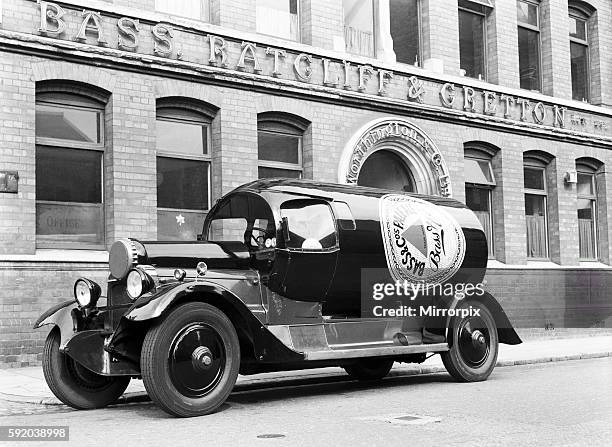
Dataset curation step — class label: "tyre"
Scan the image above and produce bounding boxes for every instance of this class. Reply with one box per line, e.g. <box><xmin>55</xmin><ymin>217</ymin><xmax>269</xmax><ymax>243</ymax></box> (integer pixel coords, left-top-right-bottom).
<box><xmin>441</xmin><ymin>300</ymin><xmax>499</xmax><ymax>382</ymax></box>
<box><xmin>344</xmin><ymin>358</ymin><xmax>394</xmax><ymax>381</ymax></box>
<box><xmin>42</xmin><ymin>328</ymin><xmax>130</xmax><ymax>409</ymax></box>
<box><xmin>141</xmin><ymin>302</ymin><xmax>240</xmax><ymax>417</ymax></box>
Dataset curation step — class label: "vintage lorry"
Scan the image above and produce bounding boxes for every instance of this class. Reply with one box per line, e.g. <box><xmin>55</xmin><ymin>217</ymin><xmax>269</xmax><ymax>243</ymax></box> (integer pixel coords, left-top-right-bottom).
<box><xmin>35</xmin><ymin>179</ymin><xmax>521</xmax><ymax>417</ymax></box>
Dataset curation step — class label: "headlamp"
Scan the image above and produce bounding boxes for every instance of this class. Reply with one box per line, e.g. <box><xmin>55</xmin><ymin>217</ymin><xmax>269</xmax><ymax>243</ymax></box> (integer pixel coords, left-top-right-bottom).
<box><xmin>73</xmin><ymin>278</ymin><xmax>101</xmax><ymax>309</ymax></box>
<box><xmin>126</xmin><ymin>268</ymin><xmax>154</xmax><ymax>300</ymax></box>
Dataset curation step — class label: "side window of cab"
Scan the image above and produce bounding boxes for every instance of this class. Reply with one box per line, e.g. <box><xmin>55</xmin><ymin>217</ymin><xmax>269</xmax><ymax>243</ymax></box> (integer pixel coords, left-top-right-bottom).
<box><xmin>280</xmin><ymin>199</ymin><xmax>338</xmax><ymax>251</ymax></box>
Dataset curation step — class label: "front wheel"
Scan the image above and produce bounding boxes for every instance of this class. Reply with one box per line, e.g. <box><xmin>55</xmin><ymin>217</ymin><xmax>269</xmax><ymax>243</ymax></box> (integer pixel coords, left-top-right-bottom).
<box><xmin>141</xmin><ymin>302</ymin><xmax>240</xmax><ymax>417</ymax></box>
<box><xmin>42</xmin><ymin>328</ymin><xmax>130</xmax><ymax>409</ymax></box>
<box><xmin>344</xmin><ymin>359</ymin><xmax>394</xmax><ymax>381</ymax></box>
<box><xmin>441</xmin><ymin>300</ymin><xmax>499</xmax><ymax>382</ymax></box>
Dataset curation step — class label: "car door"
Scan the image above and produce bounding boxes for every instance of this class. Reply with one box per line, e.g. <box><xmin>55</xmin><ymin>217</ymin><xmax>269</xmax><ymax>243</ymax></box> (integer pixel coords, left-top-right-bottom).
<box><xmin>269</xmin><ymin>198</ymin><xmax>339</xmax><ymax>302</ymax></box>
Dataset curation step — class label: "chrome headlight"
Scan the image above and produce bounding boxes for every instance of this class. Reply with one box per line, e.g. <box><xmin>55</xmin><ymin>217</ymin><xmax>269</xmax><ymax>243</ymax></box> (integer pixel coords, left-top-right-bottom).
<box><xmin>126</xmin><ymin>268</ymin><xmax>154</xmax><ymax>300</ymax></box>
<box><xmin>109</xmin><ymin>239</ymin><xmax>138</xmax><ymax>280</ymax></box>
<box><xmin>74</xmin><ymin>278</ymin><xmax>101</xmax><ymax>309</ymax></box>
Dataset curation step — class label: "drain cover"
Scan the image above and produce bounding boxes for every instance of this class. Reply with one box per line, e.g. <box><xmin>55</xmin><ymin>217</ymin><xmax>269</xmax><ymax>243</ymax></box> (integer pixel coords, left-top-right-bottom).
<box><xmin>358</xmin><ymin>414</ymin><xmax>441</xmax><ymax>425</ymax></box>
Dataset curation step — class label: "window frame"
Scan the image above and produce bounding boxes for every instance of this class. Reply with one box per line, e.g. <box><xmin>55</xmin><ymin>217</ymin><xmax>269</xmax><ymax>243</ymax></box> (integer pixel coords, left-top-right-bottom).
<box><xmin>389</xmin><ymin>0</ymin><xmax>423</xmax><ymax>66</ymax></box>
<box><xmin>464</xmin><ymin>150</ymin><xmax>496</xmax><ymax>258</ymax></box>
<box><xmin>343</xmin><ymin>0</ymin><xmax>376</xmax><ymax>58</ymax></box>
<box><xmin>35</xmin><ymin>92</ymin><xmax>106</xmax><ymax>250</ymax></box>
<box><xmin>155</xmin><ymin>0</ymin><xmax>211</xmax><ymax>22</ymax></box>
<box><xmin>576</xmin><ymin>166</ymin><xmax>598</xmax><ymax>260</ymax></box>
<box><xmin>257</xmin><ymin>114</ymin><xmax>307</xmax><ymax>179</ymax></box>
<box><xmin>255</xmin><ymin>0</ymin><xmax>301</xmax><ymax>42</ymax></box>
<box><xmin>279</xmin><ymin>199</ymin><xmax>339</xmax><ymax>252</ymax></box>
<box><xmin>517</xmin><ymin>0</ymin><xmax>543</xmax><ymax>92</ymax></box>
<box><xmin>458</xmin><ymin>0</ymin><xmax>488</xmax><ymax>81</ymax></box>
<box><xmin>569</xmin><ymin>7</ymin><xmax>591</xmax><ymax>102</ymax></box>
<box><xmin>523</xmin><ymin>160</ymin><xmax>549</xmax><ymax>259</ymax></box>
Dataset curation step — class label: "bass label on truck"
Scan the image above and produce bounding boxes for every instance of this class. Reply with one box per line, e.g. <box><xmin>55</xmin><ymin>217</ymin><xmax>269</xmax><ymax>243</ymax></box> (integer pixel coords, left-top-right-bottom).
<box><xmin>379</xmin><ymin>194</ymin><xmax>466</xmax><ymax>284</ymax></box>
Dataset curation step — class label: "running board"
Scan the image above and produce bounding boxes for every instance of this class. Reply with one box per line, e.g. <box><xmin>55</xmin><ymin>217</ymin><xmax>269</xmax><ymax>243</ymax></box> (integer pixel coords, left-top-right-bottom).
<box><xmin>304</xmin><ymin>343</ymin><xmax>449</xmax><ymax>361</ymax></box>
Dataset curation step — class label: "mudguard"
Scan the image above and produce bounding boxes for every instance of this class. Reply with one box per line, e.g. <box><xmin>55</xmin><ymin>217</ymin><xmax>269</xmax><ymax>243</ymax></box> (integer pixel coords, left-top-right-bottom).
<box><xmin>444</xmin><ymin>291</ymin><xmax>522</xmax><ymax>346</ymax></box>
<box><xmin>33</xmin><ymin>300</ymin><xmax>80</xmax><ymax>350</ymax></box>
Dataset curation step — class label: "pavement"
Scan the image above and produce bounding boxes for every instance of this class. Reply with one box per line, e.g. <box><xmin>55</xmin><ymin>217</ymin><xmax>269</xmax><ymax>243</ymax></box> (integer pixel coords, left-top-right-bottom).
<box><xmin>1</xmin><ymin>335</ymin><xmax>611</xmax><ymax>407</ymax></box>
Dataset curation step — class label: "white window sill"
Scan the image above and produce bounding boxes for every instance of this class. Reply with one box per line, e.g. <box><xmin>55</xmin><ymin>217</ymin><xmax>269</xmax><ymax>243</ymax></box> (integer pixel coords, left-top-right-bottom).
<box><xmin>0</xmin><ymin>250</ymin><xmax>108</xmax><ymax>263</ymax></box>
<box><xmin>487</xmin><ymin>259</ymin><xmax>611</xmax><ymax>269</ymax></box>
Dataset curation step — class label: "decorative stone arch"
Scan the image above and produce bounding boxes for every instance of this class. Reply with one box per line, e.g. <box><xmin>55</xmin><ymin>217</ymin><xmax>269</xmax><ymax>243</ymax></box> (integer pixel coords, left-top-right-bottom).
<box><xmin>154</xmin><ymin>80</ymin><xmax>223</xmax><ymax>109</ymax></box>
<box><xmin>254</xmin><ymin>96</ymin><xmax>315</xmax><ymax>122</ymax></box>
<box><xmin>31</xmin><ymin>61</ymin><xmax>117</xmax><ymax>93</ymax></box>
<box><xmin>338</xmin><ymin>117</ymin><xmax>453</xmax><ymax>197</ymax></box>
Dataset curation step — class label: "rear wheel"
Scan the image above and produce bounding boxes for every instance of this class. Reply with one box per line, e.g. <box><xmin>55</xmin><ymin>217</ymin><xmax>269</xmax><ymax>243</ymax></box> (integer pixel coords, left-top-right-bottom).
<box><xmin>141</xmin><ymin>302</ymin><xmax>240</xmax><ymax>417</ymax></box>
<box><xmin>344</xmin><ymin>359</ymin><xmax>394</xmax><ymax>381</ymax></box>
<box><xmin>42</xmin><ymin>328</ymin><xmax>130</xmax><ymax>409</ymax></box>
<box><xmin>441</xmin><ymin>300</ymin><xmax>498</xmax><ymax>382</ymax></box>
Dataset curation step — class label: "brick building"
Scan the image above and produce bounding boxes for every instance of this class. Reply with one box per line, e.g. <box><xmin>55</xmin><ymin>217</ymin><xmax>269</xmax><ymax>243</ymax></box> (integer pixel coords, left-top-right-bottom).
<box><xmin>1</xmin><ymin>0</ymin><xmax>611</xmax><ymax>366</ymax></box>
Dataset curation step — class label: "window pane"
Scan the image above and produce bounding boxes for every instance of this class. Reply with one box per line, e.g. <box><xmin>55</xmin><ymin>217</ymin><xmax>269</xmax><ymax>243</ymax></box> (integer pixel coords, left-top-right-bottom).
<box><xmin>156</xmin><ymin>0</ymin><xmax>209</xmax><ymax>20</ymax></box>
<box><xmin>465</xmin><ymin>185</ymin><xmax>493</xmax><ymax>257</ymax></box>
<box><xmin>459</xmin><ymin>9</ymin><xmax>485</xmax><ymax>79</ymax></box>
<box><xmin>256</xmin><ymin>0</ymin><xmax>299</xmax><ymax>40</ymax></box>
<box><xmin>207</xmin><ymin>218</ymin><xmax>248</xmax><ymax>242</ymax></box>
<box><xmin>344</xmin><ymin>0</ymin><xmax>374</xmax><ymax>57</ymax></box>
<box><xmin>577</xmin><ymin>198</ymin><xmax>596</xmax><ymax>259</ymax></box>
<box><xmin>36</xmin><ymin>147</ymin><xmax>102</xmax><ymax>203</ymax></box>
<box><xmin>525</xmin><ymin>194</ymin><xmax>547</xmax><ymax>258</ymax></box>
<box><xmin>518</xmin><ymin>27</ymin><xmax>541</xmax><ymax>91</ymax></box>
<box><xmin>570</xmin><ymin>42</ymin><xmax>589</xmax><ymax>102</ymax></box>
<box><xmin>157</xmin><ymin>157</ymin><xmax>208</xmax><ymax>210</ymax></box>
<box><xmin>156</xmin><ymin>120</ymin><xmax>207</xmax><ymax>155</ymax></box>
<box><xmin>577</xmin><ymin>173</ymin><xmax>594</xmax><ymax>196</ymax></box>
<box><xmin>157</xmin><ymin>209</ymin><xmax>205</xmax><ymax>241</ymax></box>
<box><xmin>465</xmin><ymin>158</ymin><xmax>494</xmax><ymax>185</ymax></box>
<box><xmin>569</xmin><ymin>16</ymin><xmax>586</xmax><ymax>40</ymax></box>
<box><xmin>524</xmin><ymin>167</ymin><xmax>545</xmax><ymax>190</ymax></box>
<box><xmin>258</xmin><ymin>167</ymin><xmax>302</xmax><ymax>179</ymax></box>
<box><xmin>36</xmin><ymin>202</ymin><xmax>103</xmax><ymax>246</ymax></box>
<box><xmin>258</xmin><ymin>131</ymin><xmax>300</xmax><ymax>164</ymax></box>
<box><xmin>281</xmin><ymin>201</ymin><xmax>337</xmax><ymax>250</ymax></box>
<box><xmin>36</xmin><ymin>104</ymin><xmax>101</xmax><ymax>143</ymax></box>
<box><xmin>390</xmin><ymin>0</ymin><xmax>420</xmax><ymax>65</ymax></box>
<box><xmin>517</xmin><ymin>0</ymin><xmax>538</xmax><ymax>26</ymax></box>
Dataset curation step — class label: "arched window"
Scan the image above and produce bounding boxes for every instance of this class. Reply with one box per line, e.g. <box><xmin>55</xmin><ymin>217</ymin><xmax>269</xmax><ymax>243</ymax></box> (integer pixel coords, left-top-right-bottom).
<box><xmin>523</xmin><ymin>151</ymin><xmax>552</xmax><ymax>259</ymax></box>
<box><xmin>569</xmin><ymin>2</ymin><xmax>595</xmax><ymax>102</ymax></box>
<box><xmin>576</xmin><ymin>158</ymin><xmax>603</xmax><ymax>260</ymax></box>
<box><xmin>156</xmin><ymin>98</ymin><xmax>217</xmax><ymax>241</ymax></box>
<box><xmin>257</xmin><ymin>112</ymin><xmax>309</xmax><ymax>179</ymax></box>
<box><xmin>35</xmin><ymin>82</ymin><xmax>108</xmax><ymax>249</ymax></box>
<box><xmin>464</xmin><ymin>146</ymin><xmax>496</xmax><ymax>258</ymax></box>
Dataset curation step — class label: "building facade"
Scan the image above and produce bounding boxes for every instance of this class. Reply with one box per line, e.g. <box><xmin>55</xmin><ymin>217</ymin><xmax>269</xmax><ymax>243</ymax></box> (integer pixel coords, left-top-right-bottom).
<box><xmin>1</xmin><ymin>0</ymin><xmax>612</xmax><ymax>366</ymax></box>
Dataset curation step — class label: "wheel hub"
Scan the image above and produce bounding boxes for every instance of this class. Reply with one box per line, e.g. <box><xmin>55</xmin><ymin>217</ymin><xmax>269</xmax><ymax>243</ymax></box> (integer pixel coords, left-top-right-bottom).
<box><xmin>192</xmin><ymin>346</ymin><xmax>213</xmax><ymax>370</ymax></box>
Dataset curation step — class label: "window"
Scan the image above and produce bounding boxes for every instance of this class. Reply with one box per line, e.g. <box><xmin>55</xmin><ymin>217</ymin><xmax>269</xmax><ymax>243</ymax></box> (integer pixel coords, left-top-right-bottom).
<box><xmin>517</xmin><ymin>0</ymin><xmax>541</xmax><ymax>91</ymax></box>
<box><xmin>523</xmin><ymin>160</ymin><xmax>548</xmax><ymax>258</ymax></box>
<box><xmin>464</xmin><ymin>149</ymin><xmax>495</xmax><ymax>258</ymax></box>
<box><xmin>280</xmin><ymin>200</ymin><xmax>337</xmax><ymax>251</ymax></box>
<box><xmin>389</xmin><ymin>0</ymin><xmax>420</xmax><ymax>65</ymax></box>
<box><xmin>155</xmin><ymin>0</ymin><xmax>210</xmax><ymax>21</ymax></box>
<box><xmin>156</xmin><ymin>102</ymin><xmax>214</xmax><ymax>241</ymax></box>
<box><xmin>35</xmin><ymin>90</ymin><xmax>105</xmax><ymax>249</ymax></box>
<box><xmin>343</xmin><ymin>0</ymin><xmax>375</xmax><ymax>57</ymax></box>
<box><xmin>256</xmin><ymin>0</ymin><xmax>300</xmax><ymax>41</ymax></box>
<box><xmin>257</xmin><ymin>113</ymin><xmax>308</xmax><ymax>179</ymax></box>
<box><xmin>569</xmin><ymin>8</ymin><xmax>590</xmax><ymax>102</ymax></box>
<box><xmin>459</xmin><ymin>0</ymin><xmax>487</xmax><ymax>80</ymax></box>
<box><xmin>343</xmin><ymin>0</ymin><xmax>420</xmax><ymax>64</ymax></box>
<box><xmin>576</xmin><ymin>167</ymin><xmax>597</xmax><ymax>260</ymax></box>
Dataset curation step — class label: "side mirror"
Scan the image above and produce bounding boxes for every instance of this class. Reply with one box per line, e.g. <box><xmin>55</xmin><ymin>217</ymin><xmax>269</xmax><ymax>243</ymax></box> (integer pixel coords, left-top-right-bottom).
<box><xmin>281</xmin><ymin>217</ymin><xmax>290</xmax><ymax>242</ymax></box>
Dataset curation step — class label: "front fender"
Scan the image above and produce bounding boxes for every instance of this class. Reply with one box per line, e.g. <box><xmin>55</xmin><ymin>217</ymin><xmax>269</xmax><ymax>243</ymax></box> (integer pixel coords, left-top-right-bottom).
<box><xmin>33</xmin><ymin>300</ymin><xmax>80</xmax><ymax>350</ymax></box>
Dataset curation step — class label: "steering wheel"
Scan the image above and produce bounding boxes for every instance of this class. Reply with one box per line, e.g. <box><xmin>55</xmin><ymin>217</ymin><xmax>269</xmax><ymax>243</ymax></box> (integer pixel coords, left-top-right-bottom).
<box><xmin>249</xmin><ymin>226</ymin><xmax>268</xmax><ymax>248</ymax></box>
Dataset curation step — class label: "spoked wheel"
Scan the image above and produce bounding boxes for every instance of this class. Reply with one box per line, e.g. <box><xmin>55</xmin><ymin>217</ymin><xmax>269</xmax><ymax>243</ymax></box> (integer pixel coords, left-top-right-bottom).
<box><xmin>343</xmin><ymin>359</ymin><xmax>394</xmax><ymax>381</ymax></box>
<box><xmin>141</xmin><ymin>302</ymin><xmax>240</xmax><ymax>417</ymax></box>
<box><xmin>441</xmin><ymin>300</ymin><xmax>498</xmax><ymax>382</ymax></box>
<box><xmin>42</xmin><ymin>328</ymin><xmax>130</xmax><ymax>409</ymax></box>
